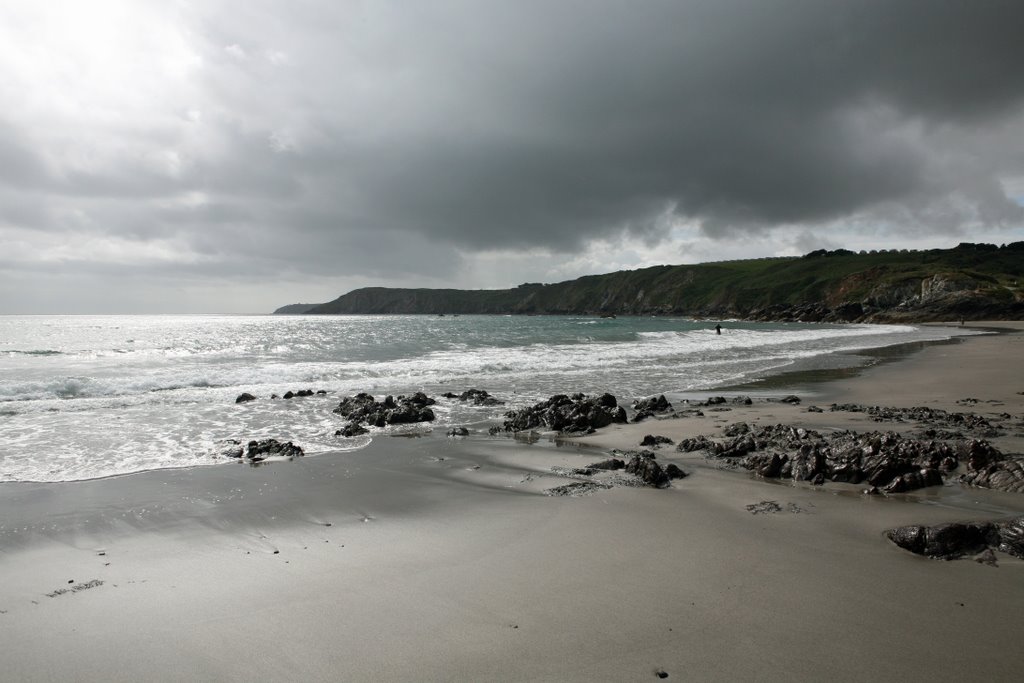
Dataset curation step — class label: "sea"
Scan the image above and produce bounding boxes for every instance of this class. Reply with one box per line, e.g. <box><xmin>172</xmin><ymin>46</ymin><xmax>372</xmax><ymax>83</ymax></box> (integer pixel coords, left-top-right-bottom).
<box><xmin>0</xmin><ymin>314</ymin><xmax>976</xmax><ymax>483</ymax></box>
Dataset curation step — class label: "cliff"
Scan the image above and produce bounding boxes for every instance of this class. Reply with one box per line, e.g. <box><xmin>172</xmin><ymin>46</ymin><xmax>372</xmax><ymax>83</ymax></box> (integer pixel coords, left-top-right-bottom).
<box><xmin>282</xmin><ymin>242</ymin><xmax>1024</xmax><ymax>322</ymax></box>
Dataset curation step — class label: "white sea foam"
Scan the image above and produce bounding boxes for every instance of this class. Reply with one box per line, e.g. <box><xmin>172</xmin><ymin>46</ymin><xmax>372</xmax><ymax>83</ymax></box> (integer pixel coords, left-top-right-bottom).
<box><xmin>0</xmin><ymin>314</ymin><xmax>976</xmax><ymax>482</ymax></box>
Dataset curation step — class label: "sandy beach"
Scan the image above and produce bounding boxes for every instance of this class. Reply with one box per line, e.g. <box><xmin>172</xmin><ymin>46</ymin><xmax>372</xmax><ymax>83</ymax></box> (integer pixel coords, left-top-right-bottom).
<box><xmin>2</xmin><ymin>323</ymin><xmax>1022</xmax><ymax>682</ymax></box>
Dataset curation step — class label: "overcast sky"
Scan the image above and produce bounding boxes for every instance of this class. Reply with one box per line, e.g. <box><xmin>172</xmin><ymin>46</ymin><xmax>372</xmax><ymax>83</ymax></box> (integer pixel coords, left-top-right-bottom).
<box><xmin>1</xmin><ymin>0</ymin><xmax>1023</xmax><ymax>313</ymax></box>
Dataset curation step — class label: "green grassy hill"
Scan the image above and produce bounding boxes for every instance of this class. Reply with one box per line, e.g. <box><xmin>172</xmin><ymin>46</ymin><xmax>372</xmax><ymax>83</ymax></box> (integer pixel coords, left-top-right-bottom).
<box><xmin>292</xmin><ymin>242</ymin><xmax>1024</xmax><ymax>322</ymax></box>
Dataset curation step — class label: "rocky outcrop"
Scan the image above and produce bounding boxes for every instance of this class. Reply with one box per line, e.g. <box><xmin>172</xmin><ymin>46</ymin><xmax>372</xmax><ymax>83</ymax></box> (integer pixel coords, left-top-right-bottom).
<box><xmin>623</xmin><ymin>452</ymin><xmax>670</xmax><ymax>488</ymax></box>
<box><xmin>747</xmin><ymin>302</ymin><xmax>865</xmax><ymax>323</ymax></box>
<box><xmin>544</xmin><ymin>481</ymin><xmax>613</xmax><ymax>497</ymax></box>
<box><xmin>441</xmin><ymin>389</ymin><xmax>504</xmax><ymax>406</ymax></box>
<box><xmin>886</xmin><ymin>516</ymin><xmax>1024</xmax><ymax>560</ymax></box>
<box><xmin>829</xmin><ymin>403</ymin><xmax>1002</xmax><ymax>437</ymax></box>
<box><xmin>664</xmin><ymin>463</ymin><xmax>687</xmax><ymax>480</ymax></box>
<box><xmin>281</xmin><ymin>389</ymin><xmax>323</xmax><ymax>399</ymax></box>
<box><xmin>335</xmin><ymin>423</ymin><xmax>369</xmax><ymax>438</ymax></box>
<box><xmin>244</xmin><ymin>439</ymin><xmax>304</xmax><ymax>461</ymax></box>
<box><xmin>333</xmin><ymin>392</ymin><xmax>436</xmax><ymax>427</ymax></box>
<box><xmin>587</xmin><ymin>457</ymin><xmax>626</xmax><ymax>471</ymax></box>
<box><xmin>632</xmin><ymin>395</ymin><xmax>672</xmax><ymax>422</ymax></box>
<box><xmin>235</xmin><ymin>393</ymin><xmax>257</xmax><ymax>403</ymax></box>
<box><xmin>956</xmin><ymin>440</ymin><xmax>1024</xmax><ymax>493</ymax></box>
<box><xmin>640</xmin><ymin>434</ymin><xmax>674</xmax><ymax>447</ymax></box>
<box><xmin>677</xmin><ymin>435</ymin><xmax>717</xmax><ymax>453</ymax></box>
<box><xmin>690</xmin><ymin>424</ymin><xmax>964</xmax><ymax>492</ymax></box>
<box><xmin>502</xmin><ymin>393</ymin><xmax>627</xmax><ymax>434</ymax></box>
<box><xmin>961</xmin><ymin>459</ymin><xmax>1024</xmax><ymax>493</ymax></box>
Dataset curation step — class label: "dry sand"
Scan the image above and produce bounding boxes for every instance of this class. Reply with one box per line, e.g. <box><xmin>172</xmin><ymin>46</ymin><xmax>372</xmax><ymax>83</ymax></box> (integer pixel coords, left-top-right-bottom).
<box><xmin>1</xmin><ymin>323</ymin><xmax>1022</xmax><ymax>682</ymax></box>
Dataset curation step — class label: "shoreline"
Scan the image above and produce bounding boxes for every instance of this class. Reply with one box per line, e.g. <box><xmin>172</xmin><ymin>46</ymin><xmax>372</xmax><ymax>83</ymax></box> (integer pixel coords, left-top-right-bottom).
<box><xmin>1</xmin><ymin>322</ymin><xmax>1022</xmax><ymax>681</ymax></box>
<box><xmin>0</xmin><ymin>318</ymin><xmax>976</xmax><ymax>486</ymax></box>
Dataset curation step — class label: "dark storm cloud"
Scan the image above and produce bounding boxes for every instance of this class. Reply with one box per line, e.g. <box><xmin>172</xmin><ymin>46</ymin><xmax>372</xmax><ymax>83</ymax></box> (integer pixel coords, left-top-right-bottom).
<box><xmin>354</xmin><ymin>0</ymin><xmax>1024</xmax><ymax>242</ymax></box>
<box><xmin>2</xmin><ymin>0</ymin><xmax>1023</xmax><ymax>313</ymax></box>
<box><xmin>203</xmin><ymin>0</ymin><xmax>1022</xmax><ymax>257</ymax></box>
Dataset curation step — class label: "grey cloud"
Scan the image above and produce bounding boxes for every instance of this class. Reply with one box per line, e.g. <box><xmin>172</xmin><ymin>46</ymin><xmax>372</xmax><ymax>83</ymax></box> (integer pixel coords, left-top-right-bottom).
<box><xmin>0</xmin><ymin>121</ymin><xmax>48</xmax><ymax>189</ymax></box>
<box><xmin>257</xmin><ymin>0</ymin><xmax>1024</xmax><ymax>251</ymax></box>
<box><xmin>2</xmin><ymin>0</ymin><xmax>1023</xmax><ymax>313</ymax></box>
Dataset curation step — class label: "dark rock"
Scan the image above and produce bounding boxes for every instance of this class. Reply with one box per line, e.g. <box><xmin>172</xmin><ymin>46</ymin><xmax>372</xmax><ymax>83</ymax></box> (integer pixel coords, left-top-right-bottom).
<box><xmin>722</xmin><ymin>422</ymin><xmax>749</xmax><ymax>437</ymax></box>
<box><xmin>810</xmin><ymin>472</ymin><xmax>825</xmax><ymax>485</ymax></box>
<box><xmin>640</xmin><ymin>434</ymin><xmax>674</xmax><ymax>447</ymax></box>
<box><xmin>452</xmin><ymin>389</ymin><xmax>504</xmax><ymax>406</ymax></box>
<box><xmin>333</xmin><ymin>392</ymin><xmax>437</xmax><ymax>427</ymax></box>
<box><xmin>664</xmin><ymin>463</ymin><xmax>687</xmax><ymax>480</ymax></box>
<box><xmin>282</xmin><ymin>391</ymin><xmax>295</xmax><ymax>399</ymax></box>
<box><xmin>545</xmin><ymin>481</ymin><xmax>613</xmax><ymax>497</ymax></box>
<box><xmin>806</xmin><ymin>405</ymin><xmax>823</xmax><ymax>413</ymax></box>
<box><xmin>886</xmin><ymin>522</ymin><xmax>999</xmax><ymax>559</ymax></box>
<box><xmin>235</xmin><ymin>393</ymin><xmax>257</xmax><ymax>404</ymax></box>
<box><xmin>632</xmin><ymin>395</ymin><xmax>673</xmax><ymax>422</ymax></box>
<box><xmin>218</xmin><ymin>439</ymin><xmax>244</xmax><ymax>458</ymax></box>
<box><xmin>753</xmin><ymin>453</ymin><xmax>784</xmax><ymax>478</ymax></box>
<box><xmin>830</xmin><ymin>301</ymin><xmax>864</xmax><ymax>322</ymax></box>
<box><xmin>997</xmin><ymin>517</ymin><xmax>1024</xmax><ymax>558</ymax></box>
<box><xmin>704</xmin><ymin>396</ymin><xmax>726</xmax><ymax>406</ymax></box>
<box><xmin>447</xmin><ymin>427</ymin><xmax>470</xmax><ymax>437</ymax></box>
<box><xmin>334</xmin><ymin>392</ymin><xmax>377</xmax><ymax>416</ymax></box>
<box><xmin>882</xmin><ymin>468</ymin><xmax>944</xmax><ymax>493</ymax></box>
<box><xmin>986</xmin><ymin>456</ymin><xmax>1024</xmax><ymax>492</ymax></box>
<box><xmin>588</xmin><ymin>458</ymin><xmax>626</xmax><ymax>471</ymax></box>
<box><xmin>719</xmin><ymin>433</ymin><xmax>757</xmax><ymax>458</ymax></box>
<box><xmin>715</xmin><ymin>426</ymin><xmax>964</xmax><ymax>490</ymax></box>
<box><xmin>829</xmin><ymin>403</ymin><xmax>1002</xmax><ymax>437</ymax></box>
<box><xmin>731</xmin><ymin>395</ymin><xmax>752</xmax><ymax>405</ymax></box>
<box><xmin>502</xmin><ymin>393</ymin><xmax>628</xmax><ymax>434</ymax></box>
<box><xmin>245</xmin><ymin>438</ymin><xmax>304</xmax><ymax>461</ymax></box>
<box><xmin>746</xmin><ymin>500</ymin><xmax>783</xmax><ymax>514</ymax></box>
<box><xmin>562</xmin><ymin>467</ymin><xmax>597</xmax><ymax>476</ymax></box>
<box><xmin>676</xmin><ymin>435</ymin><xmax>717</xmax><ymax>453</ymax></box>
<box><xmin>624</xmin><ymin>453</ymin><xmax>670</xmax><ymax>488</ymax></box>
<box><xmin>316</xmin><ymin>390</ymin><xmax>327</xmax><ymax>395</ymax></box>
<box><xmin>959</xmin><ymin>447</ymin><xmax>1024</xmax><ymax>493</ymax></box>
<box><xmin>958</xmin><ymin>439</ymin><xmax>1003</xmax><ymax>470</ymax></box>
<box><xmin>295</xmin><ymin>389</ymin><xmax>314</xmax><ymax>397</ymax></box>
<box><xmin>335</xmin><ymin>423</ymin><xmax>369</xmax><ymax>438</ymax></box>
<box><xmin>780</xmin><ymin>395</ymin><xmax>801</xmax><ymax>404</ymax></box>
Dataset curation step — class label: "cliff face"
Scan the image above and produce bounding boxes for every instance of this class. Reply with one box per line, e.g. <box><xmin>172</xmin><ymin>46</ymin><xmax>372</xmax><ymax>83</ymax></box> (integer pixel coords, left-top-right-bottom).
<box><xmin>286</xmin><ymin>243</ymin><xmax>1024</xmax><ymax>322</ymax></box>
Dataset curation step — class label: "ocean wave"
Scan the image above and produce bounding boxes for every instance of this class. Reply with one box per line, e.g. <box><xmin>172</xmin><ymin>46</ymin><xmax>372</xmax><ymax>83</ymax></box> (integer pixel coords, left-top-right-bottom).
<box><xmin>0</xmin><ymin>315</ymin><xmax>975</xmax><ymax>482</ymax></box>
<box><xmin>3</xmin><ymin>349</ymin><xmax>64</xmax><ymax>356</ymax></box>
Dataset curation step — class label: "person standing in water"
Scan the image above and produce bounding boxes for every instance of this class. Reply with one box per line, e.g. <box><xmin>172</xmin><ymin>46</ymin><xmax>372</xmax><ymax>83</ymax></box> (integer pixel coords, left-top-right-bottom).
<box><xmin>715</xmin><ymin>324</ymin><xmax>722</xmax><ymax>335</ymax></box>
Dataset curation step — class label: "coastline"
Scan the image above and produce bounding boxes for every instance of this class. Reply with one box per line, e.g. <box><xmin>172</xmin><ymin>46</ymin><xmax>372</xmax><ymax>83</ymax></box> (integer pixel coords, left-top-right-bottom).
<box><xmin>1</xmin><ymin>323</ymin><xmax>1022</xmax><ymax>681</ymax></box>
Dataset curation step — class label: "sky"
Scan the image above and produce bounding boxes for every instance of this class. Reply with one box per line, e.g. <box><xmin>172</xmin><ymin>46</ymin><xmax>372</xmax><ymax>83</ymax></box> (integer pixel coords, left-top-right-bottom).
<box><xmin>1</xmin><ymin>0</ymin><xmax>1023</xmax><ymax>314</ymax></box>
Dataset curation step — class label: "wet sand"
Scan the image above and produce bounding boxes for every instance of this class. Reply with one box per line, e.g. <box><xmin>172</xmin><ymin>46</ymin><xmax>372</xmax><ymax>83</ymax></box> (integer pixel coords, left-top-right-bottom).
<box><xmin>1</xmin><ymin>323</ymin><xmax>1022</xmax><ymax>681</ymax></box>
